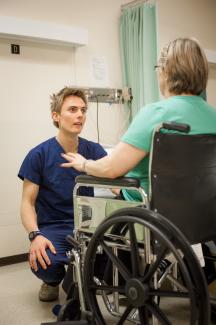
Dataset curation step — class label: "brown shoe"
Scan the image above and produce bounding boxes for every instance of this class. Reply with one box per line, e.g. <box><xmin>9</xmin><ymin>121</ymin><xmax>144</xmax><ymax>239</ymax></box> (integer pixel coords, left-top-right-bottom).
<box><xmin>39</xmin><ymin>282</ymin><xmax>59</xmax><ymax>302</ymax></box>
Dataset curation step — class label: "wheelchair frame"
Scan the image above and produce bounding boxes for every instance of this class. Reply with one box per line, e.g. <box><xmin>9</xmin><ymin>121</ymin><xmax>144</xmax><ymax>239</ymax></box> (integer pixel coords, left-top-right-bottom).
<box><xmin>43</xmin><ymin>122</ymin><xmax>215</xmax><ymax>325</ymax></box>
<box><xmin>72</xmin><ymin>181</ymin><xmax>149</xmax><ymax>318</ymax></box>
<box><xmin>64</xmin><ymin>178</ymin><xmax>209</xmax><ymax>325</ymax></box>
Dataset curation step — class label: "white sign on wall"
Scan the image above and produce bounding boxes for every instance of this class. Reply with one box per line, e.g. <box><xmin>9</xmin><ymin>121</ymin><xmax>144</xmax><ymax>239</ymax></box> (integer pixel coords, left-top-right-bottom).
<box><xmin>89</xmin><ymin>55</ymin><xmax>109</xmax><ymax>87</ymax></box>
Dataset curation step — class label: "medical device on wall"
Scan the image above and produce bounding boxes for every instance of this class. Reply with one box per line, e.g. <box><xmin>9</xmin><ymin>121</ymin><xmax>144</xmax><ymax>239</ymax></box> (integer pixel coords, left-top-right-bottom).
<box><xmin>82</xmin><ymin>87</ymin><xmax>133</xmax><ymax>104</ymax></box>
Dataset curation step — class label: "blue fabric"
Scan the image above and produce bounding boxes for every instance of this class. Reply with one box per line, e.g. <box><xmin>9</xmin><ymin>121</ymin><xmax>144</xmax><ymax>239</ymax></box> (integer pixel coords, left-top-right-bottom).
<box><xmin>31</xmin><ymin>223</ymin><xmax>73</xmax><ymax>284</ymax></box>
<box><xmin>19</xmin><ymin>136</ymin><xmax>106</xmax><ymax>284</ymax></box>
<box><xmin>18</xmin><ymin>137</ymin><xmax>106</xmax><ymax>226</ymax></box>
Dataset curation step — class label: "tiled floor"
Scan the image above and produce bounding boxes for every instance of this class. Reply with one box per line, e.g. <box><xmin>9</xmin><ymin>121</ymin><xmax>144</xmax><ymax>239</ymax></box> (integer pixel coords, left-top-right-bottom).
<box><xmin>0</xmin><ymin>261</ymin><xmax>213</xmax><ymax>325</ymax></box>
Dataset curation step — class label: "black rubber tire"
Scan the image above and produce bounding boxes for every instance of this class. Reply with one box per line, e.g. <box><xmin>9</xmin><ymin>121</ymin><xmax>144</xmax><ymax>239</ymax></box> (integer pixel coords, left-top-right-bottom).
<box><xmin>83</xmin><ymin>207</ymin><xmax>209</xmax><ymax>325</ymax></box>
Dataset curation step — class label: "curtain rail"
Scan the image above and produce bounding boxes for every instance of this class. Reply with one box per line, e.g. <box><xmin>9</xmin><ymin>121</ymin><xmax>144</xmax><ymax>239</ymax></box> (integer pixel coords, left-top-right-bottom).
<box><xmin>121</xmin><ymin>0</ymin><xmax>152</xmax><ymax>10</ymax></box>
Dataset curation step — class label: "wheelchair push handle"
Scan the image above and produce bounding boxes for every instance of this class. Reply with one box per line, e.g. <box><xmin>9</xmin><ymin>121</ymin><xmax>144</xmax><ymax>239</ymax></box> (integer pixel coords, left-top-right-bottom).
<box><xmin>162</xmin><ymin>122</ymin><xmax>190</xmax><ymax>133</ymax></box>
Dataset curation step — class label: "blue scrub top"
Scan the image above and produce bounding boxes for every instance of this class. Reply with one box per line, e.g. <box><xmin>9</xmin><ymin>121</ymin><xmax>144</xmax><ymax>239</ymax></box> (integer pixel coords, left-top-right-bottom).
<box><xmin>18</xmin><ymin>137</ymin><xmax>107</xmax><ymax>226</ymax></box>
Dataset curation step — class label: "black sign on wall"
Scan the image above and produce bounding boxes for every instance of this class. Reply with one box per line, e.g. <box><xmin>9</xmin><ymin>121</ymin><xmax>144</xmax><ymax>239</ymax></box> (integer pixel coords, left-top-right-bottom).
<box><xmin>11</xmin><ymin>44</ymin><xmax>20</xmax><ymax>54</ymax></box>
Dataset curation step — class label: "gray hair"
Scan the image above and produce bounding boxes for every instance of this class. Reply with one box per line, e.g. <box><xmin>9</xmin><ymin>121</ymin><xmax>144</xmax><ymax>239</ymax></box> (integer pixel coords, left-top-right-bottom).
<box><xmin>158</xmin><ymin>38</ymin><xmax>208</xmax><ymax>95</ymax></box>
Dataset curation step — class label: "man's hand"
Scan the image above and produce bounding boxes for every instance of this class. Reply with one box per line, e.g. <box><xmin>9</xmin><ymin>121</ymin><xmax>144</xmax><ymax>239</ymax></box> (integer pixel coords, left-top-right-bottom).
<box><xmin>29</xmin><ymin>235</ymin><xmax>56</xmax><ymax>271</ymax></box>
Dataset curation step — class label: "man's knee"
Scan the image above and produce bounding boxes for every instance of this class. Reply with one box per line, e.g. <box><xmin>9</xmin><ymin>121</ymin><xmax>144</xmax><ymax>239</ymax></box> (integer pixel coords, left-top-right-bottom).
<box><xmin>30</xmin><ymin>252</ymin><xmax>66</xmax><ymax>284</ymax></box>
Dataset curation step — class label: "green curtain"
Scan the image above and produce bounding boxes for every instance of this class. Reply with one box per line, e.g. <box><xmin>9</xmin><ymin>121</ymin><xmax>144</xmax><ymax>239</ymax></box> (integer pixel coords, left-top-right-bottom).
<box><xmin>120</xmin><ymin>3</ymin><xmax>159</xmax><ymax>120</ymax></box>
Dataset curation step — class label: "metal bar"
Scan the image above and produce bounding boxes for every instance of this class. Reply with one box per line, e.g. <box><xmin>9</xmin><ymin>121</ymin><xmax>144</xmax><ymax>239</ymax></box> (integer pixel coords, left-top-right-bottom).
<box><xmin>72</xmin><ymin>249</ymin><xmax>86</xmax><ymax>312</ymax></box>
<box><xmin>113</xmin><ymin>246</ymin><xmax>120</xmax><ymax>313</ymax></box>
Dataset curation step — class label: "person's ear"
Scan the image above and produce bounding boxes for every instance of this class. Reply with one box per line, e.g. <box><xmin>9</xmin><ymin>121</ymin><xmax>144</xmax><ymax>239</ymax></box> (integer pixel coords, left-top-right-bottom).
<box><xmin>160</xmin><ymin>67</ymin><xmax>168</xmax><ymax>80</ymax></box>
<box><xmin>52</xmin><ymin>111</ymin><xmax>60</xmax><ymax>123</ymax></box>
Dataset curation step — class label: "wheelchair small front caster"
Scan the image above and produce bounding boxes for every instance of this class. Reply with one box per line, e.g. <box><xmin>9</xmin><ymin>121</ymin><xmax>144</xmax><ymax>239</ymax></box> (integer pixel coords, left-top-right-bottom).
<box><xmin>57</xmin><ymin>297</ymin><xmax>81</xmax><ymax>321</ymax></box>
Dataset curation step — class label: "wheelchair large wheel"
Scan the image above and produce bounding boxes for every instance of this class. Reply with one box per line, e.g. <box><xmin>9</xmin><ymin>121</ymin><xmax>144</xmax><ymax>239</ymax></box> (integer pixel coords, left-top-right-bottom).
<box><xmin>83</xmin><ymin>207</ymin><xmax>209</xmax><ymax>325</ymax></box>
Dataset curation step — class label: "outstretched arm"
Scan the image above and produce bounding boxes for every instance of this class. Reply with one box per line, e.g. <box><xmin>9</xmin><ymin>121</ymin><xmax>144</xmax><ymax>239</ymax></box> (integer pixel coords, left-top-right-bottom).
<box><xmin>61</xmin><ymin>141</ymin><xmax>147</xmax><ymax>178</ymax></box>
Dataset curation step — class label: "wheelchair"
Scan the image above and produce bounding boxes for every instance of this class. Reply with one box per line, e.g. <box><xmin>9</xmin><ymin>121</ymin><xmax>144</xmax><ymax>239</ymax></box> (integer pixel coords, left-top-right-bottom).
<box><xmin>43</xmin><ymin>122</ymin><xmax>216</xmax><ymax>325</ymax></box>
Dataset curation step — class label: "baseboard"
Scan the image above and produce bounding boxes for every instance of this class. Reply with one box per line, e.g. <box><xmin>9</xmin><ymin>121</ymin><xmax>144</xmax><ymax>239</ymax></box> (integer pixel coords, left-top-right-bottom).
<box><xmin>0</xmin><ymin>253</ymin><xmax>28</xmax><ymax>267</ymax></box>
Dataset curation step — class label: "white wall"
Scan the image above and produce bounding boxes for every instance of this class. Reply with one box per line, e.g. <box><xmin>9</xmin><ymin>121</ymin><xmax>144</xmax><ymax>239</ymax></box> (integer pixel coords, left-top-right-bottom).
<box><xmin>0</xmin><ymin>0</ymin><xmax>216</xmax><ymax>257</ymax></box>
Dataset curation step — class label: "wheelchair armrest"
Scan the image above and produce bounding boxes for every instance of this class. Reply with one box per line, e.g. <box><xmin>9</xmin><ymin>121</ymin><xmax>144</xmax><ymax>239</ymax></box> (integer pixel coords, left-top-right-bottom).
<box><xmin>75</xmin><ymin>175</ymin><xmax>140</xmax><ymax>188</ymax></box>
<box><xmin>162</xmin><ymin>122</ymin><xmax>190</xmax><ymax>133</ymax></box>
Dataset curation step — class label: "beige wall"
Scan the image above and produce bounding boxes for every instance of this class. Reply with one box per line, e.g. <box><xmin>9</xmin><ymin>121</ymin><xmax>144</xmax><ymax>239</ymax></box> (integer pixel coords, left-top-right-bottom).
<box><xmin>0</xmin><ymin>0</ymin><xmax>216</xmax><ymax>257</ymax></box>
<box><xmin>1</xmin><ymin>0</ymin><xmax>126</xmax><ymax>145</ymax></box>
<box><xmin>0</xmin><ymin>0</ymin><xmax>125</xmax><ymax>257</ymax></box>
<box><xmin>156</xmin><ymin>0</ymin><xmax>216</xmax><ymax>106</ymax></box>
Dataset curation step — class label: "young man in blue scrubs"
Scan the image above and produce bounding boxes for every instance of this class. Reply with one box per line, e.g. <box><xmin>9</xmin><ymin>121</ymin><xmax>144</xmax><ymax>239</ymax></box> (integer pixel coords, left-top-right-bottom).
<box><xmin>18</xmin><ymin>87</ymin><xmax>106</xmax><ymax>302</ymax></box>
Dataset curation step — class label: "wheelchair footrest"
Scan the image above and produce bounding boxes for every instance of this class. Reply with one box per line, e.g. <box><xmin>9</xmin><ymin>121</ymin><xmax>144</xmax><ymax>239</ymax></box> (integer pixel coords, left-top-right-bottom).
<box><xmin>41</xmin><ymin>321</ymin><xmax>89</xmax><ymax>325</ymax></box>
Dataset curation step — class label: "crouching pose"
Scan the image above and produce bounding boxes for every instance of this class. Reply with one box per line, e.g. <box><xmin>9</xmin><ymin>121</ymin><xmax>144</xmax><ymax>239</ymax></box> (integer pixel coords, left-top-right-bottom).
<box><xmin>18</xmin><ymin>87</ymin><xmax>106</xmax><ymax>302</ymax></box>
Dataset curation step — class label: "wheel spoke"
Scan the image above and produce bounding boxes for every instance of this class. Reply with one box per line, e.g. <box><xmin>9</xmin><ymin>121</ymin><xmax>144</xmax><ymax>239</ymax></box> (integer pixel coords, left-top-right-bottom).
<box><xmin>100</xmin><ymin>240</ymin><xmax>131</xmax><ymax>281</ymax></box>
<box><xmin>90</xmin><ymin>283</ymin><xmax>125</xmax><ymax>294</ymax></box>
<box><xmin>147</xmin><ymin>301</ymin><xmax>171</xmax><ymax>325</ymax></box>
<box><xmin>149</xmin><ymin>289</ymin><xmax>188</xmax><ymax>299</ymax></box>
<box><xmin>117</xmin><ymin>306</ymin><xmax>133</xmax><ymax>325</ymax></box>
<box><xmin>128</xmin><ymin>222</ymin><xmax>140</xmax><ymax>277</ymax></box>
<box><xmin>138</xmin><ymin>306</ymin><xmax>150</xmax><ymax>324</ymax></box>
<box><xmin>144</xmin><ymin>245</ymin><xmax>169</xmax><ymax>281</ymax></box>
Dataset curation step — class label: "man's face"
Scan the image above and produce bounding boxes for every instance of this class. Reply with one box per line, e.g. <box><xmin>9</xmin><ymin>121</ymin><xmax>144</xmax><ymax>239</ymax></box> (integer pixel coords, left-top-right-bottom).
<box><xmin>52</xmin><ymin>95</ymin><xmax>87</xmax><ymax>135</ymax></box>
